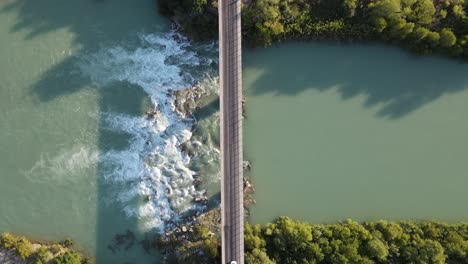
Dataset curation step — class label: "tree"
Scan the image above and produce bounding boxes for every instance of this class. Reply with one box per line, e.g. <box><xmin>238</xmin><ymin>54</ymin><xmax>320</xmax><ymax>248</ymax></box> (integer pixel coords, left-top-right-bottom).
<box><xmin>367</xmin><ymin>239</ymin><xmax>389</xmax><ymax>261</ymax></box>
<box><xmin>453</xmin><ymin>4</ymin><xmax>466</xmax><ymax>18</ymax></box>
<box><xmin>264</xmin><ymin>217</ymin><xmax>324</xmax><ymax>263</ymax></box>
<box><xmin>426</xmin><ymin>31</ymin><xmax>441</xmax><ymax>47</ymax></box>
<box><xmin>369</xmin><ymin>0</ymin><xmax>402</xmax><ymax>32</ymax></box>
<box><xmin>343</xmin><ymin>0</ymin><xmax>358</xmax><ymax>18</ymax></box>
<box><xmin>245</xmin><ymin>248</ymin><xmax>276</xmax><ymax>264</ymax></box>
<box><xmin>254</xmin><ymin>0</ymin><xmax>284</xmax><ymax>45</ymax></box>
<box><xmin>411</xmin><ymin>0</ymin><xmax>436</xmax><ymax>25</ymax></box>
<box><xmin>440</xmin><ymin>28</ymin><xmax>457</xmax><ymax>47</ymax></box>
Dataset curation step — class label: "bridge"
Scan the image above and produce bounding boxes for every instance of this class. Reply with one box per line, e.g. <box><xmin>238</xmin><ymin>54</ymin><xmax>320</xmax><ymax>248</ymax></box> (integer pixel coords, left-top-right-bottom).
<box><xmin>219</xmin><ymin>0</ymin><xmax>244</xmax><ymax>263</ymax></box>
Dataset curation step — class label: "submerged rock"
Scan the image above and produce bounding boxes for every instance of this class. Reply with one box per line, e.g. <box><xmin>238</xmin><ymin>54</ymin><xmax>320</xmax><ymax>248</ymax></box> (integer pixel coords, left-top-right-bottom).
<box><xmin>145</xmin><ymin>109</ymin><xmax>159</xmax><ymax>120</ymax></box>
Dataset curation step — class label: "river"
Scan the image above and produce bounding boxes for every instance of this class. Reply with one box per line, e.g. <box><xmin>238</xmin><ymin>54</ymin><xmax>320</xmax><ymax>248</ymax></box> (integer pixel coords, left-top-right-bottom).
<box><xmin>1</xmin><ymin>1</ymin><xmax>468</xmax><ymax>263</ymax></box>
<box><xmin>0</xmin><ymin>0</ymin><xmax>219</xmax><ymax>263</ymax></box>
<box><xmin>244</xmin><ymin>42</ymin><xmax>468</xmax><ymax>224</ymax></box>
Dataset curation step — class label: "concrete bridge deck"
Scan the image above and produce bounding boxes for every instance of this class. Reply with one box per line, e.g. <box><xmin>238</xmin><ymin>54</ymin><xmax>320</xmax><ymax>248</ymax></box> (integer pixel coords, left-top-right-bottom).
<box><xmin>219</xmin><ymin>0</ymin><xmax>244</xmax><ymax>263</ymax></box>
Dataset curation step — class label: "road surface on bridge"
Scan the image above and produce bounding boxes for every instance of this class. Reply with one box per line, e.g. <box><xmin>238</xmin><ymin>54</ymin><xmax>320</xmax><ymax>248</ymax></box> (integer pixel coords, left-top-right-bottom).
<box><xmin>219</xmin><ymin>0</ymin><xmax>244</xmax><ymax>263</ymax></box>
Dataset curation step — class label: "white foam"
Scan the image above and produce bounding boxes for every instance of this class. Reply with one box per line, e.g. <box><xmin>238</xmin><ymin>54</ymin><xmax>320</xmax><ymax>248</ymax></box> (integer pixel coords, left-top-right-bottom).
<box><xmin>24</xmin><ymin>146</ymin><xmax>99</xmax><ymax>184</ymax></box>
<box><xmin>77</xmin><ymin>32</ymin><xmax>217</xmax><ymax>232</ymax></box>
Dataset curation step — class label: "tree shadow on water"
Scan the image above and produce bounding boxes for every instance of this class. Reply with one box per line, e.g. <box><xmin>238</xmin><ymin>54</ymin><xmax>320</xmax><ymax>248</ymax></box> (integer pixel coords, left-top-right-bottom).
<box><xmin>245</xmin><ymin>42</ymin><xmax>468</xmax><ymax>119</ymax></box>
<box><xmin>2</xmin><ymin>0</ymin><xmax>167</xmax><ymax>263</ymax></box>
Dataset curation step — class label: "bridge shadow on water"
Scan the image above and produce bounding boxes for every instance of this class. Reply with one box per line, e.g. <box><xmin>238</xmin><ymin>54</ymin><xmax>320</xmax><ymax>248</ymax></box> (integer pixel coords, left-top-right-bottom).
<box><xmin>1</xmin><ymin>0</ymin><xmax>167</xmax><ymax>263</ymax></box>
<box><xmin>245</xmin><ymin>42</ymin><xmax>468</xmax><ymax>119</ymax></box>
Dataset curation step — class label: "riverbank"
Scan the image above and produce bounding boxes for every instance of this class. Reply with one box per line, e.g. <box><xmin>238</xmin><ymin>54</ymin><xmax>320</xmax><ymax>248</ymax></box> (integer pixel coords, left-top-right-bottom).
<box><xmin>0</xmin><ymin>233</ymin><xmax>87</xmax><ymax>264</ymax></box>
<box><xmin>157</xmin><ymin>0</ymin><xmax>468</xmax><ymax>58</ymax></box>
<box><xmin>244</xmin><ymin>217</ymin><xmax>468</xmax><ymax>264</ymax></box>
<box><xmin>153</xmin><ymin>215</ymin><xmax>468</xmax><ymax>263</ymax></box>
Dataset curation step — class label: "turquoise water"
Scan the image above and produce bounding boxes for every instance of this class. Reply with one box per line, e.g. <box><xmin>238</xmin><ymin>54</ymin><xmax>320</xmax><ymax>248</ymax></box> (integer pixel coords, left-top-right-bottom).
<box><xmin>0</xmin><ymin>1</ymin><xmax>220</xmax><ymax>263</ymax></box>
<box><xmin>244</xmin><ymin>42</ymin><xmax>468</xmax><ymax>224</ymax></box>
<box><xmin>3</xmin><ymin>1</ymin><xmax>468</xmax><ymax>263</ymax></box>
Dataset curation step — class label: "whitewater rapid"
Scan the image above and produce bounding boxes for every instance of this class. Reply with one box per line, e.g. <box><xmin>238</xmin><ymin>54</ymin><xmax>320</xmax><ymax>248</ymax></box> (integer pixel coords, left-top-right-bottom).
<box><xmin>72</xmin><ymin>32</ymin><xmax>219</xmax><ymax>231</ymax></box>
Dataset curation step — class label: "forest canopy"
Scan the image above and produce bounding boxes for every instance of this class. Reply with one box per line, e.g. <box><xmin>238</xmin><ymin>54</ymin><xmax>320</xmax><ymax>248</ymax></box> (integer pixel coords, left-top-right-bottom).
<box><xmin>244</xmin><ymin>217</ymin><xmax>468</xmax><ymax>264</ymax></box>
<box><xmin>157</xmin><ymin>0</ymin><xmax>468</xmax><ymax>58</ymax></box>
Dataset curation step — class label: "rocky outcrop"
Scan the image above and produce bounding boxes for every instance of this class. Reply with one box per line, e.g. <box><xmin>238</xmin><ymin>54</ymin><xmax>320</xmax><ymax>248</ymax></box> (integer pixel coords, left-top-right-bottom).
<box><xmin>0</xmin><ymin>249</ymin><xmax>29</xmax><ymax>264</ymax></box>
<box><xmin>172</xmin><ymin>84</ymin><xmax>205</xmax><ymax>116</ymax></box>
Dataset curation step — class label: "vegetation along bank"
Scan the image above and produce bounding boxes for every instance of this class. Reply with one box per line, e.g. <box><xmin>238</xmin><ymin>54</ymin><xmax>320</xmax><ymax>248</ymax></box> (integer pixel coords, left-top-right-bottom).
<box><xmin>157</xmin><ymin>0</ymin><xmax>468</xmax><ymax>58</ymax></box>
<box><xmin>177</xmin><ymin>217</ymin><xmax>468</xmax><ymax>264</ymax></box>
<box><xmin>0</xmin><ymin>233</ymin><xmax>88</xmax><ymax>264</ymax></box>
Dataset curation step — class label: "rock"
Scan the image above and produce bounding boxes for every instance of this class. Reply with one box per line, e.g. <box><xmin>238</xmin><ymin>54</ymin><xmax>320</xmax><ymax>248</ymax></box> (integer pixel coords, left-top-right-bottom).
<box><xmin>243</xmin><ymin>161</ymin><xmax>252</xmax><ymax>171</ymax></box>
<box><xmin>173</xmin><ymin>34</ymin><xmax>181</xmax><ymax>43</ymax></box>
<box><xmin>194</xmin><ymin>196</ymin><xmax>207</xmax><ymax>203</ymax></box>
<box><xmin>172</xmin><ymin>84</ymin><xmax>206</xmax><ymax>116</ymax></box>
<box><xmin>145</xmin><ymin>109</ymin><xmax>159</xmax><ymax>120</ymax></box>
<box><xmin>194</xmin><ymin>178</ymin><xmax>202</xmax><ymax>186</ymax></box>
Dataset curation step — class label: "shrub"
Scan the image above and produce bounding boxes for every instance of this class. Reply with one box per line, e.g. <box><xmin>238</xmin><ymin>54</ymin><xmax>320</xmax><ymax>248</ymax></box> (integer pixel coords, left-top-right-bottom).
<box><xmin>54</xmin><ymin>251</ymin><xmax>82</xmax><ymax>264</ymax></box>
<box><xmin>15</xmin><ymin>238</ymin><xmax>34</xmax><ymax>260</ymax></box>
<box><xmin>61</xmin><ymin>238</ymin><xmax>74</xmax><ymax>247</ymax></box>
<box><xmin>0</xmin><ymin>233</ymin><xmax>19</xmax><ymax>249</ymax></box>
<box><xmin>36</xmin><ymin>246</ymin><xmax>54</xmax><ymax>264</ymax></box>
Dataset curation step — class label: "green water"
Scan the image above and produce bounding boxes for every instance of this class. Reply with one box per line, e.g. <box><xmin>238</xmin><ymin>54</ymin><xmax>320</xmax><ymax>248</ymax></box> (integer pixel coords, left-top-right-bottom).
<box><xmin>0</xmin><ymin>0</ymin><xmax>167</xmax><ymax>262</ymax></box>
<box><xmin>3</xmin><ymin>0</ymin><xmax>468</xmax><ymax>262</ymax></box>
<box><xmin>244</xmin><ymin>42</ymin><xmax>468</xmax><ymax>224</ymax></box>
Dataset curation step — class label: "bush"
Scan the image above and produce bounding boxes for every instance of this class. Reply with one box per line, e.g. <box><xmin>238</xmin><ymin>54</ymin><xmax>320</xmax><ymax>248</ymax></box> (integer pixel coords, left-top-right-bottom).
<box><xmin>54</xmin><ymin>251</ymin><xmax>82</xmax><ymax>264</ymax></box>
<box><xmin>15</xmin><ymin>238</ymin><xmax>34</xmax><ymax>260</ymax></box>
<box><xmin>0</xmin><ymin>233</ymin><xmax>19</xmax><ymax>249</ymax></box>
<box><xmin>36</xmin><ymin>246</ymin><xmax>53</xmax><ymax>264</ymax></box>
<box><xmin>61</xmin><ymin>238</ymin><xmax>74</xmax><ymax>247</ymax></box>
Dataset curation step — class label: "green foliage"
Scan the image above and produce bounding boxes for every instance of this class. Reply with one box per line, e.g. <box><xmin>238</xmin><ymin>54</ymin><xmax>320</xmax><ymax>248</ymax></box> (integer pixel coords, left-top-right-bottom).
<box><xmin>1</xmin><ymin>234</ymin><xmax>34</xmax><ymax>260</ymax></box>
<box><xmin>156</xmin><ymin>0</ymin><xmax>468</xmax><ymax>59</ymax></box>
<box><xmin>0</xmin><ymin>233</ymin><xmax>85</xmax><ymax>264</ymax></box>
<box><xmin>36</xmin><ymin>246</ymin><xmax>53</xmax><ymax>264</ymax></box>
<box><xmin>0</xmin><ymin>232</ymin><xmax>19</xmax><ymax>249</ymax></box>
<box><xmin>369</xmin><ymin>0</ymin><xmax>401</xmax><ymax>33</ymax></box>
<box><xmin>440</xmin><ymin>28</ymin><xmax>457</xmax><ymax>47</ymax></box>
<box><xmin>343</xmin><ymin>0</ymin><xmax>358</xmax><ymax>18</ymax></box>
<box><xmin>156</xmin><ymin>0</ymin><xmax>217</xmax><ymax>40</ymax></box>
<box><xmin>55</xmin><ymin>251</ymin><xmax>82</xmax><ymax>264</ymax></box>
<box><xmin>61</xmin><ymin>238</ymin><xmax>75</xmax><ymax>247</ymax></box>
<box><xmin>411</xmin><ymin>0</ymin><xmax>436</xmax><ymax>25</ymax></box>
<box><xmin>16</xmin><ymin>238</ymin><xmax>34</xmax><ymax>260</ymax></box>
<box><xmin>244</xmin><ymin>218</ymin><xmax>468</xmax><ymax>264</ymax></box>
<box><xmin>366</xmin><ymin>239</ymin><xmax>389</xmax><ymax>261</ymax></box>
